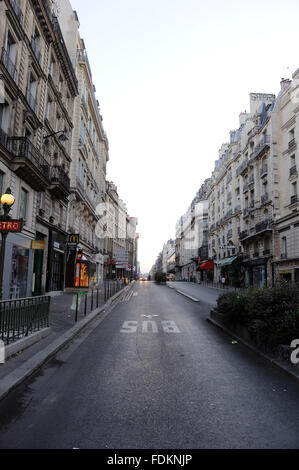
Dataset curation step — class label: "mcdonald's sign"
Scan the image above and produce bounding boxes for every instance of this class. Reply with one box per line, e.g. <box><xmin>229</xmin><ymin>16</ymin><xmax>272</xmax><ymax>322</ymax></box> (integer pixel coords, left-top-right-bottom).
<box><xmin>68</xmin><ymin>234</ymin><xmax>80</xmax><ymax>244</ymax></box>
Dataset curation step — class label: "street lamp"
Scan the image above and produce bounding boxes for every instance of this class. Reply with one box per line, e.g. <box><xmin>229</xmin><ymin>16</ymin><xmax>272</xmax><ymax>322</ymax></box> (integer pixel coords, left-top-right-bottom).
<box><xmin>43</xmin><ymin>130</ymin><xmax>69</xmax><ymax>142</ymax></box>
<box><xmin>0</xmin><ymin>188</ymin><xmax>15</xmax><ymax>300</ymax></box>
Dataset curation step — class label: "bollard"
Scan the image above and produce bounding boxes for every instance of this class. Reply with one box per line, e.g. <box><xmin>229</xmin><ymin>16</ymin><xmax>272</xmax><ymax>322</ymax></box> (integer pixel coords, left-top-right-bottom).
<box><xmin>75</xmin><ymin>293</ymin><xmax>79</xmax><ymax>323</ymax></box>
<box><xmin>84</xmin><ymin>292</ymin><xmax>87</xmax><ymax>317</ymax></box>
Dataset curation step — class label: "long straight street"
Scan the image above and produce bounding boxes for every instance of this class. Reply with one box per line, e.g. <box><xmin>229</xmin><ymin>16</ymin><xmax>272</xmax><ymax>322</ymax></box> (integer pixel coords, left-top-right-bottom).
<box><xmin>0</xmin><ymin>281</ymin><xmax>299</xmax><ymax>449</ymax></box>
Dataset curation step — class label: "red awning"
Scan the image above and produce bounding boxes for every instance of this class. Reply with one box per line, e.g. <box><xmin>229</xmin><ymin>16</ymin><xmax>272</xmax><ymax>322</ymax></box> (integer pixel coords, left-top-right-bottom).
<box><xmin>200</xmin><ymin>260</ymin><xmax>214</xmax><ymax>271</ymax></box>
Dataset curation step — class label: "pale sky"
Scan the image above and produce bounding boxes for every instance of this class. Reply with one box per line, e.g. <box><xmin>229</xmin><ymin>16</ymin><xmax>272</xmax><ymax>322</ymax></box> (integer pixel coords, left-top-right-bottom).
<box><xmin>70</xmin><ymin>0</ymin><xmax>299</xmax><ymax>272</ymax></box>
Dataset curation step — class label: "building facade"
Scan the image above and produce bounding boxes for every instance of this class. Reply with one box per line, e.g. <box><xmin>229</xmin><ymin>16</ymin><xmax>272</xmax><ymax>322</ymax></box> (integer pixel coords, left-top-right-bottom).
<box><xmin>0</xmin><ymin>0</ymin><xmax>78</xmax><ymax>298</ymax></box>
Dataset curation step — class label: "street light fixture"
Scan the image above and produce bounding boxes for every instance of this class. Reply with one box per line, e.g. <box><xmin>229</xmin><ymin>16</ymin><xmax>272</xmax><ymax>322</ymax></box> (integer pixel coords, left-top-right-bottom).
<box><xmin>43</xmin><ymin>130</ymin><xmax>69</xmax><ymax>142</ymax></box>
<box><xmin>0</xmin><ymin>188</ymin><xmax>16</xmax><ymax>300</ymax></box>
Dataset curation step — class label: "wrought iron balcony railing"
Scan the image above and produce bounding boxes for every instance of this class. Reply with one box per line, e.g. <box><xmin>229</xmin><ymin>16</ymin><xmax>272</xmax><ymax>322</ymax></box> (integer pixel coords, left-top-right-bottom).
<box><xmin>290</xmin><ymin>165</ymin><xmax>297</xmax><ymax>177</ymax></box>
<box><xmin>291</xmin><ymin>195</ymin><xmax>298</xmax><ymax>205</ymax></box>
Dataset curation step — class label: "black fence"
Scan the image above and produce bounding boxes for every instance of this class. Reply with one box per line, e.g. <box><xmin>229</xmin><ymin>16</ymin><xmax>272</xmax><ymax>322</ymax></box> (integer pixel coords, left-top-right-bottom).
<box><xmin>72</xmin><ymin>280</ymin><xmax>130</xmax><ymax>323</ymax></box>
<box><xmin>0</xmin><ymin>296</ymin><xmax>51</xmax><ymax>345</ymax></box>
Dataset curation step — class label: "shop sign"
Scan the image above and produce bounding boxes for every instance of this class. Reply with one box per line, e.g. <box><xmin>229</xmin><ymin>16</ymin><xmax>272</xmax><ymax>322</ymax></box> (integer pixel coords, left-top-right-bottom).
<box><xmin>68</xmin><ymin>234</ymin><xmax>80</xmax><ymax>244</ymax></box>
<box><xmin>0</xmin><ymin>220</ymin><xmax>22</xmax><ymax>232</ymax></box>
<box><xmin>32</xmin><ymin>240</ymin><xmax>46</xmax><ymax>250</ymax></box>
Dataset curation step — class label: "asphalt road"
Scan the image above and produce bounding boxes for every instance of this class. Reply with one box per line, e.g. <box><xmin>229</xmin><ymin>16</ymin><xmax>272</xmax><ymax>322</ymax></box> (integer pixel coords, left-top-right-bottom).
<box><xmin>0</xmin><ymin>281</ymin><xmax>299</xmax><ymax>449</ymax></box>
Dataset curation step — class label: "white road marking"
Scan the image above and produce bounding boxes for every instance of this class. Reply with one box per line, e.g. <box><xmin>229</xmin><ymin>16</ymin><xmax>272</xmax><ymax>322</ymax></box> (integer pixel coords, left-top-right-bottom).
<box><xmin>120</xmin><ymin>320</ymin><xmax>181</xmax><ymax>334</ymax></box>
<box><xmin>161</xmin><ymin>321</ymin><xmax>181</xmax><ymax>333</ymax></box>
<box><xmin>120</xmin><ymin>321</ymin><xmax>138</xmax><ymax>333</ymax></box>
<box><xmin>142</xmin><ymin>321</ymin><xmax>158</xmax><ymax>333</ymax></box>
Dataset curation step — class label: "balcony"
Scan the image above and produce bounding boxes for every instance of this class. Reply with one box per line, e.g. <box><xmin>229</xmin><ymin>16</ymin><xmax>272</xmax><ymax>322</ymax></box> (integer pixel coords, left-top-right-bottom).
<box><xmin>253</xmin><ymin>135</ymin><xmax>270</xmax><ymax>160</ymax></box>
<box><xmin>248</xmin><ymin>175</ymin><xmax>255</xmax><ymax>186</ymax></box>
<box><xmin>243</xmin><ymin>207</ymin><xmax>250</xmax><ymax>218</ymax></box>
<box><xmin>290</xmin><ymin>195</ymin><xmax>298</xmax><ymax>205</ymax></box>
<box><xmin>236</xmin><ymin>160</ymin><xmax>248</xmax><ymax>176</ymax></box>
<box><xmin>255</xmin><ymin>219</ymin><xmax>273</xmax><ymax>234</ymax></box>
<box><xmin>260</xmin><ymin>164</ymin><xmax>268</xmax><ymax>177</ymax></box>
<box><xmin>49</xmin><ymin>166</ymin><xmax>71</xmax><ymax>199</ymax></box>
<box><xmin>288</xmin><ymin>138</ymin><xmax>296</xmax><ymax>150</ymax></box>
<box><xmin>1</xmin><ymin>47</ymin><xmax>17</xmax><ymax>81</ymax></box>
<box><xmin>240</xmin><ymin>230</ymin><xmax>249</xmax><ymax>240</ymax></box>
<box><xmin>8</xmin><ymin>137</ymin><xmax>50</xmax><ymax>191</ymax></box>
<box><xmin>243</xmin><ymin>183</ymin><xmax>249</xmax><ymax>193</ymax></box>
<box><xmin>261</xmin><ymin>193</ymin><xmax>269</xmax><ymax>206</ymax></box>
<box><xmin>289</xmin><ymin>165</ymin><xmax>297</xmax><ymax>178</ymax></box>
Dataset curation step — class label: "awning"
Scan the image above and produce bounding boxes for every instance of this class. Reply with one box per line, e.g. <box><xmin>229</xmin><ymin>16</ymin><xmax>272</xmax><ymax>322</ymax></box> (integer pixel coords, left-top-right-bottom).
<box><xmin>200</xmin><ymin>260</ymin><xmax>214</xmax><ymax>271</ymax></box>
<box><xmin>219</xmin><ymin>256</ymin><xmax>238</xmax><ymax>268</ymax></box>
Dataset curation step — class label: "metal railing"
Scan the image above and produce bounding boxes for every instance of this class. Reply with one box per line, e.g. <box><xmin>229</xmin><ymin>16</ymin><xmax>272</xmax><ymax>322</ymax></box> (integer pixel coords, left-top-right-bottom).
<box><xmin>50</xmin><ymin>165</ymin><xmax>70</xmax><ymax>190</ymax></box>
<box><xmin>8</xmin><ymin>137</ymin><xmax>50</xmax><ymax>180</ymax></box>
<box><xmin>0</xmin><ymin>296</ymin><xmax>50</xmax><ymax>345</ymax></box>
<box><xmin>288</xmin><ymin>138</ymin><xmax>296</xmax><ymax>149</ymax></box>
<box><xmin>290</xmin><ymin>165</ymin><xmax>297</xmax><ymax>177</ymax></box>
<box><xmin>291</xmin><ymin>195</ymin><xmax>298</xmax><ymax>205</ymax></box>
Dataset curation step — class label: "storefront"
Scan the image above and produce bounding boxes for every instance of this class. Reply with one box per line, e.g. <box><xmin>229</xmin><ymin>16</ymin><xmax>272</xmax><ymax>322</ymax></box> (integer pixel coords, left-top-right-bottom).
<box><xmin>243</xmin><ymin>258</ymin><xmax>271</xmax><ymax>288</ymax></box>
<box><xmin>1</xmin><ymin>233</ymin><xmax>34</xmax><ymax>300</ymax></box>
<box><xmin>219</xmin><ymin>256</ymin><xmax>243</xmax><ymax>287</ymax></box>
<box><xmin>199</xmin><ymin>260</ymin><xmax>214</xmax><ymax>281</ymax></box>
<box><xmin>46</xmin><ymin>229</ymin><xmax>67</xmax><ymax>293</ymax></box>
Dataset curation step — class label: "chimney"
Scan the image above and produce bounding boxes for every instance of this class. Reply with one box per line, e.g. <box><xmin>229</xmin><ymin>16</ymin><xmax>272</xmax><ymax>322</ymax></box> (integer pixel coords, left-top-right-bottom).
<box><xmin>280</xmin><ymin>78</ymin><xmax>292</xmax><ymax>91</ymax></box>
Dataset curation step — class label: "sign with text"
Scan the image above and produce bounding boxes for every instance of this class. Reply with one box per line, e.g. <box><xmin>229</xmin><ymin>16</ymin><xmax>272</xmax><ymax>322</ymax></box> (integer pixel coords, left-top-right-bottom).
<box><xmin>32</xmin><ymin>240</ymin><xmax>46</xmax><ymax>250</ymax></box>
<box><xmin>0</xmin><ymin>220</ymin><xmax>22</xmax><ymax>232</ymax></box>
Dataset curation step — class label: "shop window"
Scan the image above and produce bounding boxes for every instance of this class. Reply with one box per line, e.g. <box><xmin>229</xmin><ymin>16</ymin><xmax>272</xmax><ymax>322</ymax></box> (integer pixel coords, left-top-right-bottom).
<box><xmin>10</xmin><ymin>246</ymin><xmax>29</xmax><ymax>299</ymax></box>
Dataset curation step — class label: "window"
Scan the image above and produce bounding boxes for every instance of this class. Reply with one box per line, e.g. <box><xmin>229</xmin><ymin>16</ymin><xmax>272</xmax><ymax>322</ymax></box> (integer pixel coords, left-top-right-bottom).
<box><xmin>6</xmin><ymin>31</ymin><xmax>17</xmax><ymax>65</ymax></box>
<box><xmin>0</xmin><ymin>102</ymin><xmax>10</xmax><ymax>133</ymax></box>
<box><xmin>19</xmin><ymin>188</ymin><xmax>28</xmax><ymax>221</ymax></box>
<box><xmin>46</xmin><ymin>96</ymin><xmax>52</xmax><ymax>121</ymax></box>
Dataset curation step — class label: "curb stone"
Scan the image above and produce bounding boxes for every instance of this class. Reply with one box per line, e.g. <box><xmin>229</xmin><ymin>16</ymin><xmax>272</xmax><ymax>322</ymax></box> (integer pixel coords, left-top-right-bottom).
<box><xmin>207</xmin><ymin>316</ymin><xmax>299</xmax><ymax>382</ymax></box>
<box><xmin>0</xmin><ymin>282</ymin><xmax>134</xmax><ymax>402</ymax></box>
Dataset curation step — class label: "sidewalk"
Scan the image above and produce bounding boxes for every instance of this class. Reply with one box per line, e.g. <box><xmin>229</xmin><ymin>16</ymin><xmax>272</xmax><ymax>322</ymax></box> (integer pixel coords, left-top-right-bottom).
<box><xmin>0</xmin><ymin>282</ymin><xmax>133</xmax><ymax>400</ymax></box>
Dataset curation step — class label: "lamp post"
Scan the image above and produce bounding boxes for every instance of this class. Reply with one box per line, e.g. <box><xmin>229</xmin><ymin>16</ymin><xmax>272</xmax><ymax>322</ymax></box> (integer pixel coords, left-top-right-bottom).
<box><xmin>0</xmin><ymin>188</ymin><xmax>16</xmax><ymax>300</ymax></box>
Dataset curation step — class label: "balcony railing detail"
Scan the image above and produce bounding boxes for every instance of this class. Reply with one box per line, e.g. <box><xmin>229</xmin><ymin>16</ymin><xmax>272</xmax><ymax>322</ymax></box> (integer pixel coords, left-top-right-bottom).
<box><xmin>8</xmin><ymin>136</ymin><xmax>50</xmax><ymax>179</ymax></box>
<box><xmin>291</xmin><ymin>195</ymin><xmax>298</xmax><ymax>205</ymax></box>
<box><xmin>290</xmin><ymin>165</ymin><xmax>297</xmax><ymax>177</ymax></box>
<box><xmin>261</xmin><ymin>193</ymin><xmax>269</xmax><ymax>205</ymax></box>
<box><xmin>288</xmin><ymin>138</ymin><xmax>296</xmax><ymax>150</ymax></box>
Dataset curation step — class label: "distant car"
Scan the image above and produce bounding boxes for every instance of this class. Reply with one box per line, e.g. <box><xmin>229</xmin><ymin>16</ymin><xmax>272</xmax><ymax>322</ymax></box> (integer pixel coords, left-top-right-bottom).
<box><xmin>143</xmin><ymin>277</ymin><xmax>148</xmax><ymax>281</ymax></box>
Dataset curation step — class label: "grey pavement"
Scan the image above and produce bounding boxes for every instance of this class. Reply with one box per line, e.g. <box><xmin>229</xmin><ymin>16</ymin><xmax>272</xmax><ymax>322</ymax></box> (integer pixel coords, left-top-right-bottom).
<box><xmin>0</xmin><ymin>282</ymin><xmax>128</xmax><ymax>383</ymax></box>
<box><xmin>0</xmin><ymin>281</ymin><xmax>299</xmax><ymax>449</ymax></box>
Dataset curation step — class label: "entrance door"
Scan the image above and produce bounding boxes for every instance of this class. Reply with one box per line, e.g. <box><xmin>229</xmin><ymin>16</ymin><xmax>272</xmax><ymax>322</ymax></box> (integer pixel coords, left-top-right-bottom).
<box><xmin>51</xmin><ymin>251</ymin><xmax>64</xmax><ymax>291</ymax></box>
<box><xmin>33</xmin><ymin>249</ymin><xmax>44</xmax><ymax>296</ymax></box>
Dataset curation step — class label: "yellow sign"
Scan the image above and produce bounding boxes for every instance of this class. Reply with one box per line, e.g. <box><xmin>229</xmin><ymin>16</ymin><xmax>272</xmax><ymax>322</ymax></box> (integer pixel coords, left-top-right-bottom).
<box><xmin>32</xmin><ymin>241</ymin><xmax>46</xmax><ymax>250</ymax></box>
<box><xmin>69</xmin><ymin>234</ymin><xmax>79</xmax><ymax>244</ymax></box>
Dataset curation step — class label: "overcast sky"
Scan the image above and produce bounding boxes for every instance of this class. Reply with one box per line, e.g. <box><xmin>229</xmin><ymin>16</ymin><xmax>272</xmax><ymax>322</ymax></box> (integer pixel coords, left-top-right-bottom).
<box><xmin>70</xmin><ymin>0</ymin><xmax>299</xmax><ymax>272</ymax></box>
